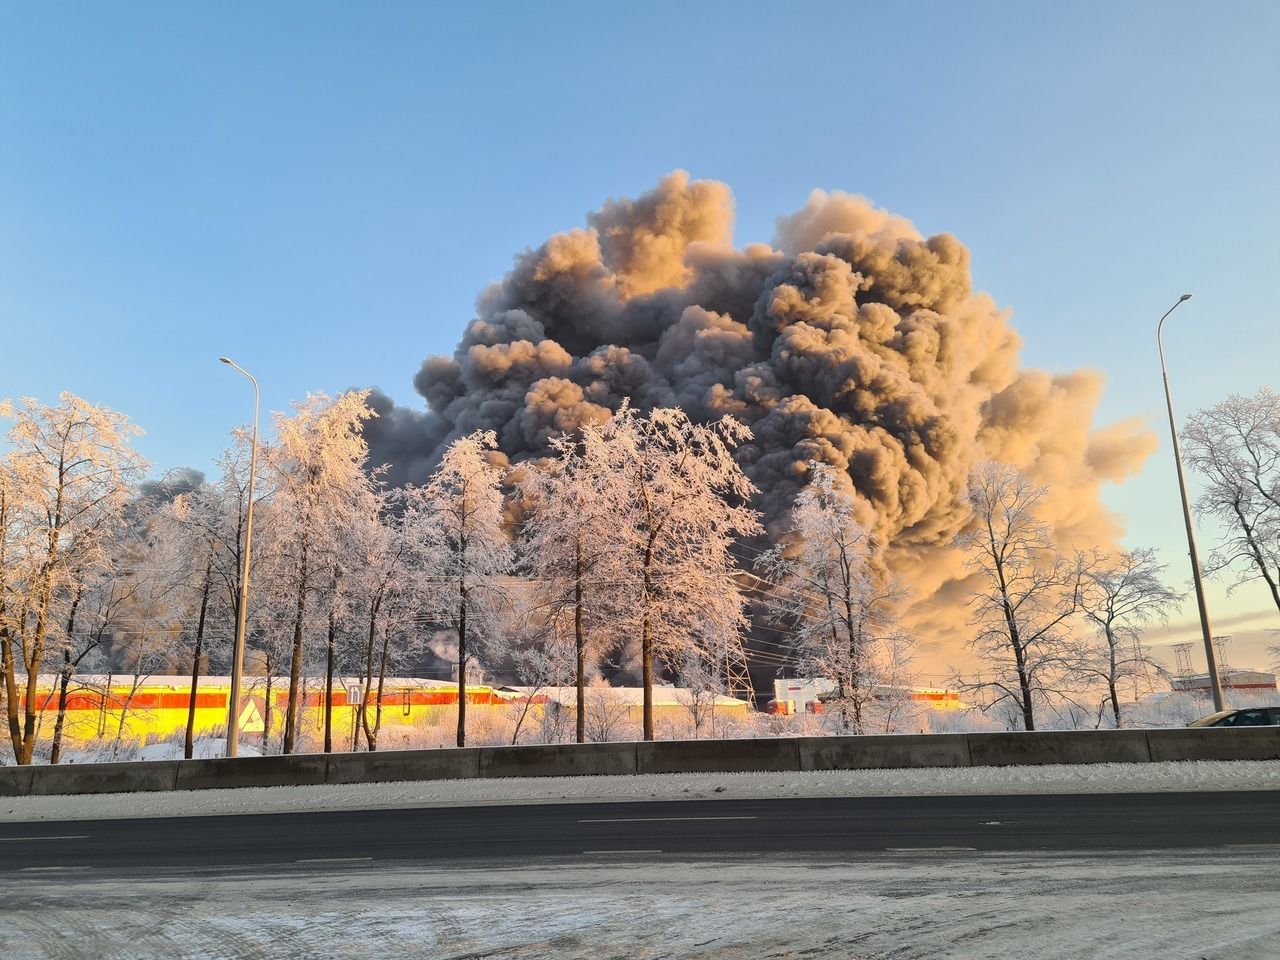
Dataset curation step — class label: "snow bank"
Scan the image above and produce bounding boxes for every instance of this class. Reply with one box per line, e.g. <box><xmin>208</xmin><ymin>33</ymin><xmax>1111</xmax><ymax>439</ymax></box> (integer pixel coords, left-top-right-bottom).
<box><xmin>3</xmin><ymin>759</ymin><xmax>1277</xmax><ymax>823</ymax></box>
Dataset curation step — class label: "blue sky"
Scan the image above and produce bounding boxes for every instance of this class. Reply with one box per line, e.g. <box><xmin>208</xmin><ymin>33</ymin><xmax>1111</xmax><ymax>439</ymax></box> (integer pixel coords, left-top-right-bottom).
<box><xmin>2</xmin><ymin>1</ymin><xmax>1277</xmax><ymax>668</ymax></box>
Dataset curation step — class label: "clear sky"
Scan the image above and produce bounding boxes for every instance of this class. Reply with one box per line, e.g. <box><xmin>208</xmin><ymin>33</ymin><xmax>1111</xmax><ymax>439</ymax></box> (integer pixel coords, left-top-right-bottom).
<box><xmin>2</xmin><ymin>1</ymin><xmax>1277</xmax><ymax>673</ymax></box>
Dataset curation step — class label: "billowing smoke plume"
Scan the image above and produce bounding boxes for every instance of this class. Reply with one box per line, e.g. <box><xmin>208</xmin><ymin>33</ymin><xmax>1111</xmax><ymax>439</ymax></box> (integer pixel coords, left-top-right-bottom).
<box><xmin>368</xmin><ymin>172</ymin><xmax>1153</xmax><ymax>661</ymax></box>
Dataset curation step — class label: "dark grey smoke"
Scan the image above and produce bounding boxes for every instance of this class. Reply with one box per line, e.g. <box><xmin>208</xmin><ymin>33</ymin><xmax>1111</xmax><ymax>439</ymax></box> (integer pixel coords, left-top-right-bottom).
<box><xmin>365</xmin><ymin>172</ymin><xmax>1154</xmax><ymax>651</ymax></box>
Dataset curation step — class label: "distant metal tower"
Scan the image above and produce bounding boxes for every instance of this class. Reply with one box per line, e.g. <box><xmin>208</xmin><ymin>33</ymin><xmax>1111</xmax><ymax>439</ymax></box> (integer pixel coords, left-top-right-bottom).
<box><xmin>723</xmin><ymin>641</ymin><xmax>756</xmax><ymax>705</ymax></box>
<box><xmin>1172</xmin><ymin>642</ymin><xmax>1195</xmax><ymax>680</ymax></box>
<box><xmin>1130</xmin><ymin>637</ymin><xmax>1154</xmax><ymax>699</ymax></box>
<box><xmin>1213</xmin><ymin>635</ymin><xmax>1232</xmax><ymax>678</ymax></box>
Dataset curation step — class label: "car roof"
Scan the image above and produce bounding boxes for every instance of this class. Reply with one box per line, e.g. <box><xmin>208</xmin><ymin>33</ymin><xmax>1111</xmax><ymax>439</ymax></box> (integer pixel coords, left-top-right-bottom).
<box><xmin>1188</xmin><ymin>710</ymin><xmax>1237</xmax><ymax>726</ymax></box>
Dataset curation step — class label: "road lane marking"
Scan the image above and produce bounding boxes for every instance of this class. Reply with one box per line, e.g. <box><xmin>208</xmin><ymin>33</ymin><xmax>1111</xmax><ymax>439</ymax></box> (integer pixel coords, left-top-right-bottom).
<box><xmin>1226</xmin><ymin>843</ymin><xmax>1280</xmax><ymax>849</ymax></box>
<box><xmin>582</xmin><ymin>850</ymin><xmax>663</xmax><ymax>854</ymax></box>
<box><xmin>885</xmin><ymin>847</ymin><xmax>977</xmax><ymax>852</ymax></box>
<box><xmin>294</xmin><ymin>857</ymin><xmax>374</xmax><ymax>864</ymax></box>
<box><xmin>0</xmin><ymin>835</ymin><xmax>89</xmax><ymax>842</ymax></box>
<box><xmin>21</xmin><ymin>866</ymin><xmax>87</xmax><ymax>872</ymax></box>
<box><xmin>578</xmin><ymin>816</ymin><xmax>758</xmax><ymax>823</ymax></box>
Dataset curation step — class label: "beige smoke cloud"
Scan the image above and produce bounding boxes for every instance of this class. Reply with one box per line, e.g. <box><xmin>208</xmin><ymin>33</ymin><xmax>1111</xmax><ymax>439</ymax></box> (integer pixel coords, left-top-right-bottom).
<box><xmin>366</xmin><ymin>172</ymin><xmax>1153</xmax><ymax>674</ymax></box>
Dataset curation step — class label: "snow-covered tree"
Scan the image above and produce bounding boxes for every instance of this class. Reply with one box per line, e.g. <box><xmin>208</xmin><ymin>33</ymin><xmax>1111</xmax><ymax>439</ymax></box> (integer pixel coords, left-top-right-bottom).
<box><xmin>406</xmin><ymin>430</ymin><xmax>511</xmax><ymax>748</ymax></box>
<box><xmin>45</xmin><ymin>543</ymin><xmax>139</xmax><ymax>763</ymax></box>
<box><xmin>265</xmin><ymin>391</ymin><xmax>377</xmax><ymax>754</ymax></box>
<box><xmin>760</xmin><ymin>463</ymin><xmax>915</xmax><ymax>735</ymax></box>
<box><xmin>152</xmin><ymin>481</ymin><xmax>242</xmax><ymax>757</ymax></box>
<box><xmin>959</xmin><ymin>461</ymin><xmax>1080</xmax><ymax>732</ymax></box>
<box><xmin>1076</xmin><ymin>547</ymin><xmax>1182</xmax><ymax>727</ymax></box>
<box><xmin>597</xmin><ymin>405</ymin><xmax>762</xmax><ymax>741</ymax></box>
<box><xmin>515</xmin><ymin>422</ymin><xmax>630</xmax><ymax>743</ymax></box>
<box><xmin>583</xmin><ymin>676</ymin><xmax>631</xmax><ymax>743</ymax></box>
<box><xmin>350</xmin><ymin>496</ymin><xmax>426</xmax><ymax>752</ymax></box>
<box><xmin>1182</xmin><ymin>388</ymin><xmax>1280</xmax><ymax>613</ymax></box>
<box><xmin>0</xmin><ymin>394</ymin><xmax>146</xmax><ymax>764</ymax></box>
<box><xmin>159</xmin><ymin>432</ymin><xmax>273</xmax><ymax>750</ymax></box>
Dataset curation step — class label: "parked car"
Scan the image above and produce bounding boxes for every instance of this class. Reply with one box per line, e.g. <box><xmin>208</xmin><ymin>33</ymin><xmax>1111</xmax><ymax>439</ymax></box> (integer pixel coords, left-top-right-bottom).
<box><xmin>1188</xmin><ymin>707</ymin><xmax>1280</xmax><ymax>727</ymax></box>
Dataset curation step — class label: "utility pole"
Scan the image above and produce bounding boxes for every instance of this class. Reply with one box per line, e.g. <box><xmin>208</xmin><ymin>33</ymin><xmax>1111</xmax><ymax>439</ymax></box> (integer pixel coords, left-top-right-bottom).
<box><xmin>1156</xmin><ymin>295</ymin><xmax>1224</xmax><ymax>710</ymax></box>
<box><xmin>220</xmin><ymin>357</ymin><xmax>260</xmax><ymax>757</ymax></box>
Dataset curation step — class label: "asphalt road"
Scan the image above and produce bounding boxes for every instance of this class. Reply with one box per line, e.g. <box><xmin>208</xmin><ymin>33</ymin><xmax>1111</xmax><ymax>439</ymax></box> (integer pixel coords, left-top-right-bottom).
<box><xmin>2</xmin><ymin>791</ymin><xmax>1278</xmax><ymax>874</ymax></box>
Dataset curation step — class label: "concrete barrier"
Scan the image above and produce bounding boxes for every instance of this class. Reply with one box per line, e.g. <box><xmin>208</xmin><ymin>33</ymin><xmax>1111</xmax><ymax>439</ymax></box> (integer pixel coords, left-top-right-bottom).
<box><xmin>326</xmin><ymin>748</ymin><xmax>480</xmax><ymax>785</ymax></box>
<box><xmin>0</xmin><ymin>765</ymin><xmax>34</xmax><ymax>797</ymax></box>
<box><xmin>798</xmin><ymin>733</ymin><xmax>970</xmax><ymax>771</ymax></box>
<box><xmin>479</xmin><ymin>742</ymin><xmax>638</xmax><ymax>779</ymax></box>
<box><xmin>636</xmin><ymin>737</ymin><xmax>800</xmax><ymax>775</ymax></box>
<box><xmin>966</xmin><ymin>730</ymin><xmax>1152</xmax><ymax>767</ymax></box>
<box><xmin>27</xmin><ymin>759</ymin><xmax>179</xmax><ymax>796</ymax></box>
<box><xmin>8</xmin><ymin>726</ymin><xmax>1279</xmax><ymax>797</ymax></box>
<box><xmin>1146</xmin><ymin>727</ymin><xmax>1280</xmax><ymax>762</ymax></box>
<box><xmin>176</xmin><ymin>754</ymin><xmax>328</xmax><ymax>791</ymax></box>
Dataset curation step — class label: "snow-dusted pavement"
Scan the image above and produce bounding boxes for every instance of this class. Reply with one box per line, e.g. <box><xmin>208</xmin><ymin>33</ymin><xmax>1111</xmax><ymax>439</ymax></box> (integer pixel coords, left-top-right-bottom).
<box><xmin>4</xmin><ymin>763</ymin><xmax>1278</xmax><ymax>958</ymax></box>
<box><xmin>5</xmin><ymin>849</ymin><xmax>1278</xmax><ymax>959</ymax></box>
<box><xmin>4</xmin><ymin>758</ymin><xmax>1279</xmax><ymax>822</ymax></box>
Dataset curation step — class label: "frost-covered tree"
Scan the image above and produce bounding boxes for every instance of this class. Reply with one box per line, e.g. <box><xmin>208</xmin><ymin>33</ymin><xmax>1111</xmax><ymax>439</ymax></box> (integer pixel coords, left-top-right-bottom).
<box><xmin>1076</xmin><ymin>547</ymin><xmax>1182</xmax><ymax>728</ymax></box>
<box><xmin>265</xmin><ymin>391</ymin><xmax>377</xmax><ymax>754</ymax></box>
<box><xmin>960</xmin><ymin>462</ymin><xmax>1080</xmax><ymax>732</ymax></box>
<box><xmin>1182</xmin><ymin>388</ymin><xmax>1280</xmax><ymax>613</ymax></box>
<box><xmin>583</xmin><ymin>676</ymin><xmax>630</xmax><ymax>743</ymax></box>
<box><xmin>598</xmin><ymin>405</ymin><xmax>761</xmax><ymax>741</ymax></box>
<box><xmin>406</xmin><ymin>430</ymin><xmax>511</xmax><ymax>748</ymax></box>
<box><xmin>160</xmin><ymin>432</ymin><xmax>275</xmax><ymax>750</ymax></box>
<box><xmin>350</xmin><ymin>496</ymin><xmax>426</xmax><ymax>752</ymax></box>
<box><xmin>516</xmin><ymin>422</ymin><xmax>630</xmax><ymax>742</ymax></box>
<box><xmin>46</xmin><ymin>543</ymin><xmax>140</xmax><ymax>763</ymax></box>
<box><xmin>103</xmin><ymin>541</ymin><xmax>183</xmax><ymax>760</ymax></box>
<box><xmin>0</xmin><ymin>394</ymin><xmax>146</xmax><ymax>764</ymax></box>
<box><xmin>761</xmin><ymin>463</ymin><xmax>915</xmax><ymax>735</ymax></box>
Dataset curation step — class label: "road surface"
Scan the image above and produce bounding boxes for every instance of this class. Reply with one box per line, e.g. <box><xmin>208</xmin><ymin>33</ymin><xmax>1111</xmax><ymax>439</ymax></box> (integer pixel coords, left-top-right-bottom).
<box><xmin>1</xmin><ymin>790</ymin><xmax>1276</xmax><ymax>872</ymax></box>
<box><xmin>4</xmin><ymin>792</ymin><xmax>1279</xmax><ymax>959</ymax></box>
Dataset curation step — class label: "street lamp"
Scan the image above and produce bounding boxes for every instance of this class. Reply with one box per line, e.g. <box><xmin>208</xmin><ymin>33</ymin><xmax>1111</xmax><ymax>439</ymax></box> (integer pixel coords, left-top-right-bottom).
<box><xmin>1156</xmin><ymin>295</ymin><xmax>1225</xmax><ymax>710</ymax></box>
<box><xmin>219</xmin><ymin>356</ymin><xmax>260</xmax><ymax>757</ymax></box>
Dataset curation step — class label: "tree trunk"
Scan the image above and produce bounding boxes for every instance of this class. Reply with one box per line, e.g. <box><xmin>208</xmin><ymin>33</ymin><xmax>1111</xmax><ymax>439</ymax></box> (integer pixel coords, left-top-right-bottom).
<box><xmin>49</xmin><ymin>586</ymin><xmax>84</xmax><ymax>764</ymax></box>
<box><xmin>1109</xmin><ymin>679</ymin><xmax>1122</xmax><ymax>729</ymax></box>
<box><xmin>2</xmin><ymin>628</ymin><xmax>22</xmax><ymax>764</ymax></box>
<box><xmin>324</xmin><ymin>600</ymin><xmax>336</xmax><ymax>754</ymax></box>
<box><xmin>283</xmin><ymin>545</ymin><xmax>308</xmax><ymax>754</ymax></box>
<box><xmin>456</xmin><ymin>585</ymin><xmax>468</xmax><ymax>748</ymax></box>
<box><xmin>843</xmin><ymin>593</ymin><xmax>863</xmax><ymax>736</ymax></box>
<box><xmin>1234</xmin><ymin>501</ymin><xmax>1280</xmax><ymax>614</ymax></box>
<box><xmin>1106</xmin><ymin>625</ymin><xmax>1122</xmax><ymax>729</ymax></box>
<box><xmin>184</xmin><ymin>568</ymin><xmax>212</xmax><ymax>760</ymax></box>
<box><xmin>373</xmin><ymin>623</ymin><xmax>390</xmax><ymax>751</ymax></box>
<box><xmin>1011</xmin><ymin>638</ymin><xmax>1035</xmax><ymax>731</ymax></box>
<box><xmin>575</xmin><ymin>542</ymin><xmax>586</xmax><ymax>745</ymax></box>
<box><xmin>262</xmin><ymin>672</ymin><xmax>274</xmax><ymax>755</ymax></box>
<box><xmin>361</xmin><ymin>602</ymin><xmax>378</xmax><ymax>751</ymax></box>
<box><xmin>0</xmin><ymin>495</ymin><xmax>21</xmax><ymax>762</ymax></box>
<box><xmin>49</xmin><ymin>654</ymin><xmax>74</xmax><ymax>764</ymax></box>
<box><xmin>641</xmin><ymin>537</ymin><xmax>655</xmax><ymax>742</ymax></box>
<box><xmin>112</xmin><ymin>678</ymin><xmax>141</xmax><ymax>761</ymax></box>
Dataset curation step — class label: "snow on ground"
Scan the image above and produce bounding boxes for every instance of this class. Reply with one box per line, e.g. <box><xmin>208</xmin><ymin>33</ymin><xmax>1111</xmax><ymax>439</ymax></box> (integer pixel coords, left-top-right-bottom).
<box><xmin>135</xmin><ymin>738</ymin><xmax>263</xmax><ymax>761</ymax></box>
<box><xmin>4</xmin><ymin>850</ymin><xmax>1278</xmax><ymax>959</ymax></box>
<box><xmin>3</xmin><ymin>759</ymin><xmax>1278</xmax><ymax>823</ymax></box>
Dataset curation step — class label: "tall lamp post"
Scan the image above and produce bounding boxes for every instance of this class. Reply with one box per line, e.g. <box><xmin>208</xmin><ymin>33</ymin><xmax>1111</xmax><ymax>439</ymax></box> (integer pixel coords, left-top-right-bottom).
<box><xmin>1157</xmin><ymin>295</ymin><xmax>1225</xmax><ymax>711</ymax></box>
<box><xmin>219</xmin><ymin>357</ymin><xmax>260</xmax><ymax>756</ymax></box>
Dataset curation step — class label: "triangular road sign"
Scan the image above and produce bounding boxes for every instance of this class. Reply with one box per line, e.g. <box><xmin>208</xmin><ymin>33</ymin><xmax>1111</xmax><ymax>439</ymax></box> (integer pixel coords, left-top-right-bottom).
<box><xmin>237</xmin><ymin>696</ymin><xmax>265</xmax><ymax>734</ymax></box>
